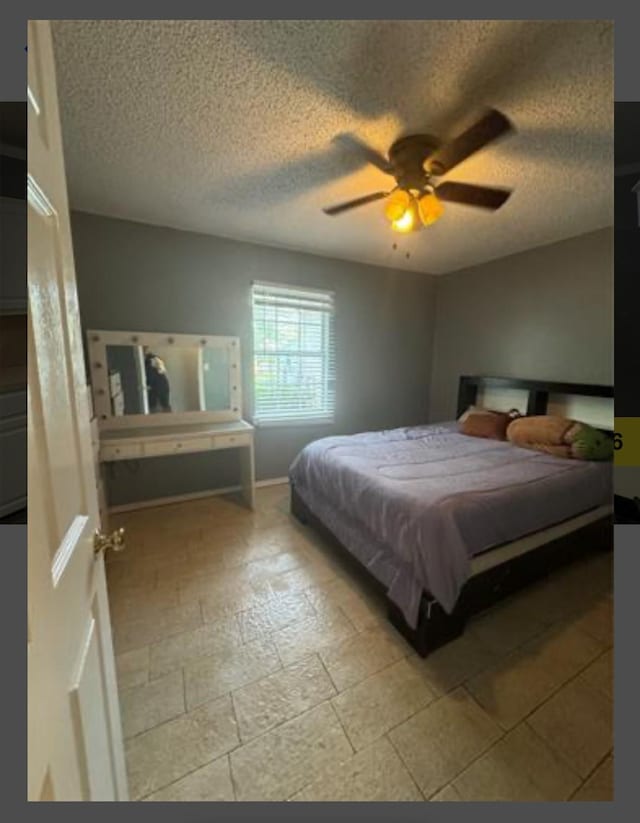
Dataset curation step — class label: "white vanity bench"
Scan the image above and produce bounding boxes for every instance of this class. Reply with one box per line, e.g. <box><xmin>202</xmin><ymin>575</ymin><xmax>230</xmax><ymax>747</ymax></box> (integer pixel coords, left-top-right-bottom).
<box><xmin>88</xmin><ymin>329</ymin><xmax>256</xmax><ymax>512</ymax></box>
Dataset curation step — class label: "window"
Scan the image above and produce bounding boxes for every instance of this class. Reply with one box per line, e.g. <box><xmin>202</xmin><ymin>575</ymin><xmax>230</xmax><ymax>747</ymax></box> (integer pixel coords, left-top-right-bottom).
<box><xmin>252</xmin><ymin>282</ymin><xmax>336</xmax><ymax>425</ymax></box>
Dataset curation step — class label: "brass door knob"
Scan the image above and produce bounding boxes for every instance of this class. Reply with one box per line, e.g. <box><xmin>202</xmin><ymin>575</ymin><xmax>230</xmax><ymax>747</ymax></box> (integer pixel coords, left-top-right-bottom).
<box><xmin>93</xmin><ymin>527</ymin><xmax>126</xmax><ymax>557</ymax></box>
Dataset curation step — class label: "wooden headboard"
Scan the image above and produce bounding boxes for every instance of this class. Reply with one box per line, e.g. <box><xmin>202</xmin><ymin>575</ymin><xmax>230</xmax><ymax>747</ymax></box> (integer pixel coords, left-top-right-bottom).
<box><xmin>457</xmin><ymin>376</ymin><xmax>614</xmax><ymax>431</ymax></box>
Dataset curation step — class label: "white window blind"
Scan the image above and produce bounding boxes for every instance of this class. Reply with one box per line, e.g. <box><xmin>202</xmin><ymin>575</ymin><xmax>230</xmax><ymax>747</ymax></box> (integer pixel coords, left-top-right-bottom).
<box><xmin>252</xmin><ymin>282</ymin><xmax>336</xmax><ymax>424</ymax></box>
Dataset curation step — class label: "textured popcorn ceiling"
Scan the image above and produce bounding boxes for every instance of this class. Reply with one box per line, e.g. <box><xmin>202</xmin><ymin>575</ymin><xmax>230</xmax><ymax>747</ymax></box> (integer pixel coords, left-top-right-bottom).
<box><xmin>51</xmin><ymin>20</ymin><xmax>613</xmax><ymax>275</ymax></box>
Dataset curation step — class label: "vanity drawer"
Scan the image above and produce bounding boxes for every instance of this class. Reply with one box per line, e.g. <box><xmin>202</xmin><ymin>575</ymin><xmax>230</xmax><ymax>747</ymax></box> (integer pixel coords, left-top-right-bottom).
<box><xmin>100</xmin><ymin>442</ymin><xmax>143</xmax><ymax>461</ymax></box>
<box><xmin>213</xmin><ymin>432</ymin><xmax>252</xmax><ymax>450</ymax></box>
<box><xmin>144</xmin><ymin>437</ymin><xmax>212</xmax><ymax>457</ymax></box>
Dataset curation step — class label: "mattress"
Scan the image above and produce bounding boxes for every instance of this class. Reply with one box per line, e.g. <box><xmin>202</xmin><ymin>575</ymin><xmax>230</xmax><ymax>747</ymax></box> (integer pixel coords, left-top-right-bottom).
<box><xmin>289</xmin><ymin>422</ymin><xmax>612</xmax><ymax>628</ymax></box>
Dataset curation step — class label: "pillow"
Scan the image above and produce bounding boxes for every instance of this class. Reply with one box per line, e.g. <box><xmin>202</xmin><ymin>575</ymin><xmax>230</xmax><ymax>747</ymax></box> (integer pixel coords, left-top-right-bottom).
<box><xmin>506</xmin><ymin>415</ymin><xmax>613</xmax><ymax>461</ymax></box>
<box><xmin>458</xmin><ymin>404</ymin><xmax>522</xmax><ymax>422</ymax></box>
<box><xmin>457</xmin><ymin>404</ymin><xmax>496</xmax><ymax>423</ymax></box>
<box><xmin>568</xmin><ymin>423</ymin><xmax>614</xmax><ymax>461</ymax></box>
<box><xmin>460</xmin><ymin>410</ymin><xmax>513</xmax><ymax>441</ymax></box>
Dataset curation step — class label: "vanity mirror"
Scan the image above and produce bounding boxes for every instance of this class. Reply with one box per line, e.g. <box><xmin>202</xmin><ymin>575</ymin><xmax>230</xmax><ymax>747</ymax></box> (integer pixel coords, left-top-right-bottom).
<box><xmin>87</xmin><ymin>330</ymin><xmax>242</xmax><ymax>428</ymax></box>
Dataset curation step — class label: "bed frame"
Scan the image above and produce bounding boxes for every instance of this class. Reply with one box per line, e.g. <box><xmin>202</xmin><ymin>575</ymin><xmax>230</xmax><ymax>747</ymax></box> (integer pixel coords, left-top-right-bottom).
<box><xmin>290</xmin><ymin>375</ymin><xmax>614</xmax><ymax>657</ymax></box>
<box><xmin>614</xmin><ymin>495</ymin><xmax>640</xmax><ymax>523</ymax></box>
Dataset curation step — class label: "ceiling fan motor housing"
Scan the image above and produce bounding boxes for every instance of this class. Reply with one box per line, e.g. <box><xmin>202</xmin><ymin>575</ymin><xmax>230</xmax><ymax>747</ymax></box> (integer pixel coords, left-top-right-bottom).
<box><xmin>388</xmin><ymin>134</ymin><xmax>440</xmax><ymax>191</ymax></box>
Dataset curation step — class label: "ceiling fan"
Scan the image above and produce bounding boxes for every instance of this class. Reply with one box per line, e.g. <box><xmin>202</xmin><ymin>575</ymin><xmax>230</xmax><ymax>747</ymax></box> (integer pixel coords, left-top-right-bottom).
<box><xmin>322</xmin><ymin>108</ymin><xmax>515</xmax><ymax>233</ymax></box>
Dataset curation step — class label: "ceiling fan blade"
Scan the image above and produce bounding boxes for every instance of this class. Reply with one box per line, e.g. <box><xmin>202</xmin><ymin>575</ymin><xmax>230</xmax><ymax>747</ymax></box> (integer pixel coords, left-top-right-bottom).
<box><xmin>323</xmin><ymin>191</ymin><xmax>390</xmax><ymax>216</ymax></box>
<box><xmin>435</xmin><ymin>181</ymin><xmax>512</xmax><ymax>210</ymax></box>
<box><xmin>427</xmin><ymin>109</ymin><xmax>514</xmax><ymax>176</ymax></box>
<box><xmin>331</xmin><ymin>133</ymin><xmax>394</xmax><ymax>175</ymax></box>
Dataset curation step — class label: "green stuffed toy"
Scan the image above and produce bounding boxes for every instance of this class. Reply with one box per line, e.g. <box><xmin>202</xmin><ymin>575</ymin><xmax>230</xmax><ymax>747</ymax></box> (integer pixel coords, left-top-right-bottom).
<box><xmin>569</xmin><ymin>423</ymin><xmax>614</xmax><ymax>461</ymax></box>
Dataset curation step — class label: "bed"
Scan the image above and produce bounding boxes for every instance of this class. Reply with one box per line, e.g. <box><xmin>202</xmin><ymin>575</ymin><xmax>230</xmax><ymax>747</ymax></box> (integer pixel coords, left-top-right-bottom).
<box><xmin>289</xmin><ymin>376</ymin><xmax>613</xmax><ymax>657</ymax></box>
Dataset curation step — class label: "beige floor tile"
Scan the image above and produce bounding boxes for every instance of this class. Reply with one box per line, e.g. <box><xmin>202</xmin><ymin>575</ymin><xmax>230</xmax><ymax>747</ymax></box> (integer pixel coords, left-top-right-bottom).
<box><xmin>177</xmin><ymin>565</ymin><xmax>255</xmax><ymax>602</ymax></box>
<box><xmin>244</xmin><ymin>524</ymin><xmax>308</xmax><ymax>553</ymax></box>
<box><xmin>232</xmin><ymin>655</ymin><xmax>336</xmax><ymax>741</ymax></box>
<box><xmin>571</xmin><ymin>755</ymin><xmax>614</xmax><ymax>801</ymax></box>
<box><xmin>242</xmin><ymin>510</ymin><xmax>291</xmax><ymax>532</ymax></box>
<box><xmin>229</xmin><ymin>702</ymin><xmax>353</xmax><ymax>801</ymax></box>
<box><xmin>117</xmin><ymin>489</ymin><xmax>613</xmax><ymax>803</ymax></box>
<box><xmin>515</xmin><ymin>554</ymin><xmax>612</xmax><ymax>626</ymax></box>
<box><xmin>127</xmin><ymin>547</ymin><xmax>192</xmax><ymax>571</ymax></box>
<box><xmin>148</xmin><ymin>618</ymin><xmax>242</xmax><ymax>679</ymax></box>
<box><xmin>467</xmin><ymin>595</ymin><xmax>550</xmax><ymax>656</ymax></box>
<box><xmin>125</xmin><ymin>694</ymin><xmax>239</xmax><ymax>800</ymax></box>
<box><xmin>319</xmin><ymin>625</ymin><xmax>408</xmax><ymax>691</ymax></box>
<box><xmin>177</xmin><ymin>556</ymin><xmax>250</xmax><ymax>597</ymax></box>
<box><xmin>143</xmin><ymin>756</ymin><xmax>235</xmax><ymax>801</ymax></box>
<box><xmin>405</xmin><ymin>632</ymin><xmax>498</xmax><ymax>696</ymax></box>
<box><xmin>183</xmin><ymin>638</ymin><xmax>281</xmax><ymax>709</ymax></box>
<box><xmin>243</xmin><ymin>550</ymin><xmax>307</xmax><ymax>586</ymax></box>
<box><xmin>115</xmin><ymin>647</ymin><xmax>149</xmax><ymax>690</ymax></box>
<box><xmin>339</xmin><ymin>596</ymin><xmax>387</xmax><ymax>631</ymax></box>
<box><xmin>138</xmin><ymin>533</ymin><xmax>199</xmax><ymax>556</ymax></box>
<box><xmin>576</xmin><ymin>649</ymin><xmax>613</xmax><ymax>700</ymax></box>
<box><xmin>251</xmin><ymin>560</ymin><xmax>337</xmax><ymax>597</ymax></box>
<box><xmin>388</xmin><ymin>687</ymin><xmax>503</xmax><ymax>797</ymax></box>
<box><xmin>198</xmin><ymin>494</ymin><xmax>252</xmax><ymax>521</ymax></box>
<box><xmin>527</xmin><ymin>677</ymin><xmax>612</xmax><ymax>777</ymax></box>
<box><xmin>311</xmin><ymin>586</ymin><xmax>386</xmax><ymax>632</ymax></box>
<box><xmin>295</xmin><ymin>545</ymin><xmax>345</xmax><ymax>577</ymax></box>
<box><xmin>112</xmin><ymin>601</ymin><xmax>202</xmax><ymax>654</ymax></box>
<box><xmin>430</xmin><ymin>784</ymin><xmax>463</xmax><ymax>801</ymax></box>
<box><xmin>109</xmin><ymin>583</ymin><xmax>181</xmax><ymax>624</ymax></box>
<box><xmin>570</xmin><ymin>597</ymin><xmax>613</xmax><ymax>647</ymax></box>
<box><xmin>305</xmin><ymin>576</ymin><xmax>370</xmax><ymax>609</ymax></box>
<box><xmin>332</xmin><ymin>658</ymin><xmax>436</xmax><ymax>751</ymax></box>
<box><xmin>189</xmin><ymin>521</ymin><xmax>247</xmax><ymax>546</ymax></box>
<box><xmin>196</xmin><ymin>539</ymin><xmax>286</xmax><ymax>571</ymax></box>
<box><xmin>107</xmin><ymin>564</ymin><xmax>158</xmax><ymax>592</ymax></box>
<box><xmin>452</xmin><ymin>723</ymin><xmax>581</xmax><ymax>801</ymax></box>
<box><xmin>236</xmin><ymin>592</ymin><xmax>316</xmax><ymax>643</ymax></box>
<box><xmin>173</xmin><ymin>553</ymin><xmax>233</xmax><ymax>582</ymax></box>
<box><xmin>291</xmin><ymin>736</ymin><xmax>423</xmax><ymax>801</ymax></box>
<box><xmin>109</xmin><ymin>538</ymin><xmax>189</xmax><ymax>585</ymax></box>
<box><xmin>120</xmin><ymin>670</ymin><xmax>185</xmax><ymax>739</ymax></box>
<box><xmin>466</xmin><ymin>624</ymin><xmax>605</xmax><ymax>729</ymax></box>
<box><xmin>199</xmin><ymin>582</ymin><xmax>268</xmax><ymax>623</ymax></box>
<box><xmin>157</xmin><ymin>527</ymin><xmax>206</xmax><ymax>545</ymax></box>
<box><xmin>273</xmin><ymin>608</ymin><xmax>358</xmax><ymax>666</ymax></box>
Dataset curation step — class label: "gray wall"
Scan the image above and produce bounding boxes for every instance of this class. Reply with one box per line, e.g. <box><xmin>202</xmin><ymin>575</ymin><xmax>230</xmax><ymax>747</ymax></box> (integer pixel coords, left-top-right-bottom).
<box><xmin>428</xmin><ymin>228</ymin><xmax>613</xmax><ymax>422</ymax></box>
<box><xmin>70</xmin><ymin>212</ymin><xmax>437</xmax><ymax>506</ymax></box>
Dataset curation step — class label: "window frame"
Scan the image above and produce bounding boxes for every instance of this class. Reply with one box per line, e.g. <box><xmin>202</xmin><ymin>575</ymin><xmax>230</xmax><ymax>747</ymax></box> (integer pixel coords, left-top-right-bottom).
<box><xmin>250</xmin><ymin>280</ymin><xmax>336</xmax><ymax>427</ymax></box>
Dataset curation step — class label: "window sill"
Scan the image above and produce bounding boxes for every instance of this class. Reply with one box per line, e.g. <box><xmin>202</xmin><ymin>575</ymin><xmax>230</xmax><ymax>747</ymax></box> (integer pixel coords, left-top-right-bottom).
<box><xmin>253</xmin><ymin>417</ymin><xmax>335</xmax><ymax>429</ymax></box>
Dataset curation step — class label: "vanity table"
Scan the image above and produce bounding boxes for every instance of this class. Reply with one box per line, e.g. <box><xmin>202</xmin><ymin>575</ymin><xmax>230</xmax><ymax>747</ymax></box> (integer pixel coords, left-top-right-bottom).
<box><xmin>88</xmin><ymin>329</ymin><xmax>255</xmax><ymax>510</ymax></box>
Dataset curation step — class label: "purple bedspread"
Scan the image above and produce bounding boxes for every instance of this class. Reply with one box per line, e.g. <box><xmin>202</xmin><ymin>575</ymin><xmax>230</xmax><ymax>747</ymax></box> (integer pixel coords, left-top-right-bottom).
<box><xmin>289</xmin><ymin>423</ymin><xmax>612</xmax><ymax>627</ymax></box>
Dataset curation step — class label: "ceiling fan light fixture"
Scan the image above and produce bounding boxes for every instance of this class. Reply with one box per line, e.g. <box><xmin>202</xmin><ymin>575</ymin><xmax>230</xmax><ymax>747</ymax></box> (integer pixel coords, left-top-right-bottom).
<box><xmin>384</xmin><ymin>189</ymin><xmax>411</xmax><ymax>222</ymax></box>
<box><xmin>418</xmin><ymin>191</ymin><xmax>444</xmax><ymax>226</ymax></box>
<box><xmin>391</xmin><ymin>198</ymin><xmax>418</xmax><ymax>233</ymax></box>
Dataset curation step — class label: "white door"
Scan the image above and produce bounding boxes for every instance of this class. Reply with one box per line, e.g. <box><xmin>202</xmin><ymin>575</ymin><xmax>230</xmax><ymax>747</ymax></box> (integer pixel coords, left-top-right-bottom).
<box><xmin>26</xmin><ymin>21</ymin><xmax>128</xmax><ymax>801</ymax></box>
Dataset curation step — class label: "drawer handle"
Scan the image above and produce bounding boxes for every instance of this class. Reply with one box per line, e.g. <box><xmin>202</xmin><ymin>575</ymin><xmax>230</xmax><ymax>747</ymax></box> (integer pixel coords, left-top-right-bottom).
<box><xmin>176</xmin><ymin>443</ymin><xmax>182</xmax><ymax>448</ymax></box>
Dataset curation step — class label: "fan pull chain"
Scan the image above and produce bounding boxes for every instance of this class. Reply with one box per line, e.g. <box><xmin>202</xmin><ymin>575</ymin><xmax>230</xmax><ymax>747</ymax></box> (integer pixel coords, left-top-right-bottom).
<box><xmin>391</xmin><ymin>241</ymin><xmax>410</xmax><ymax>260</ymax></box>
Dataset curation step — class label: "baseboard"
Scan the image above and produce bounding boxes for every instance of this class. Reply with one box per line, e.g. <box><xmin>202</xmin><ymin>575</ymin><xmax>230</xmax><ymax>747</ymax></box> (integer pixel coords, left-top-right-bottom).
<box><xmin>255</xmin><ymin>476</ymin><xmax>289</xmax><ymax>488</ymax></box>
<box><xmin>108</xmin><ymin>477</ymin><xmax>289</xmax><ymax>514</ymax></box>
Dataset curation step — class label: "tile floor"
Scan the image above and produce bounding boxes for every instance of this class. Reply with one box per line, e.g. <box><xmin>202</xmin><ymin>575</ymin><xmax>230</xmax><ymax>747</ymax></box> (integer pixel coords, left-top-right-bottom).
<box><xmin>106</xmin><ymin>484</ymin><xmax>614</xmax><ymax>802</ymax></box>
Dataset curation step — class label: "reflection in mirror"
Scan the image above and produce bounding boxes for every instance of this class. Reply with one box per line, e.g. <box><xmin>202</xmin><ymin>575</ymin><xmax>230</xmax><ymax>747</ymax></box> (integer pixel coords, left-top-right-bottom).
<box><xmin>105</xmin><ymin>344</ymin><xmax>231</xmax><ymax>415</ymax></box>
<box><xmin>106</xmin><ymin>345</ymin><xmax>146</xmax><ymax>415</ymax></box>
<box><xmin>200</xmin><ymin>347</ymin><xmax>231</xmax><ymax>411</ymax></box>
